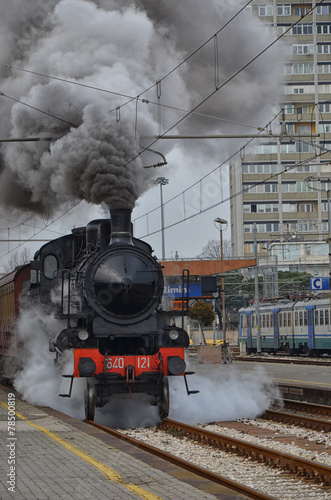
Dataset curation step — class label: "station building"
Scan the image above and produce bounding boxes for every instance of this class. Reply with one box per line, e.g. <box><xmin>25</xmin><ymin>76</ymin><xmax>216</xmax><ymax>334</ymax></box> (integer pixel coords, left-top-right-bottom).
<box><xmin>230</xmin><ymin>1</ymin><xmax>331</xmax><ymax>276</ymax></box>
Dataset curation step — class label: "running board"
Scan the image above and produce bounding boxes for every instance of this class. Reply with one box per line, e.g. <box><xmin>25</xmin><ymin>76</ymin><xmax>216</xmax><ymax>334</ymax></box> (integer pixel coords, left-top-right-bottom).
<box><xmin>59</xmin><ymin>374</ymin><xmax>74</xmax><ymax>398</ymax></box>
<box><xmin>184</xmin><ymin>371</ymin><xmax>199</xmax><ymax>395</ymax></box>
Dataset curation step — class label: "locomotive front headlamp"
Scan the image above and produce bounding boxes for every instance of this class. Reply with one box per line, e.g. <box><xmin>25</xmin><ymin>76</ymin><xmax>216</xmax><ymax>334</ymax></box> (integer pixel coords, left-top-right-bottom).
<box><xmin>78</xmin><ymin>329</ymin><xmax>89</xmax><ymax>341</ymax></box>
<box><xmin>168</xmin><ymin>329</ymin><xmax>179</xmax><ymax>341</ymax></box>
<box><xmin>167</xmin><ymin>356</ymin><xmax>186</xmax><ymax>375</ymax></box>
<box><xmin>78</xmin><ymin>357</ymin><xmax>96</xmax><ymax>377</ymax></box>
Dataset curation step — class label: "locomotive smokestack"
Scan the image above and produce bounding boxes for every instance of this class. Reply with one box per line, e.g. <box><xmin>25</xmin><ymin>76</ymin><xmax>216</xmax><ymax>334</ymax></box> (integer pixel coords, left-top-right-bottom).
<box><xmin>109</xmin><ymin>208</ymin><xmax>133</xmax><ymax>245</ymax></box>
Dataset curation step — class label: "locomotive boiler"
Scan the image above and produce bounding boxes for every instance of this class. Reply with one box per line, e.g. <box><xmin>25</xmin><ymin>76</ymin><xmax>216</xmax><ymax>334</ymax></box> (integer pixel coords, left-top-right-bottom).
<box><xmin>26</xmin><ymin>208</ymin><xmax>195</xmax><ymax>420</ymax></box>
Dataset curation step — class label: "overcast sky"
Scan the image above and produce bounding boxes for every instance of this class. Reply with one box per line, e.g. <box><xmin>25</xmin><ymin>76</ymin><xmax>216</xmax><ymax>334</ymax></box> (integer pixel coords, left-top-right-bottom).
<box><xmin>0</xmin><ymin>0</ymin><xmax>283</xmax><ymax>270</ymax></box>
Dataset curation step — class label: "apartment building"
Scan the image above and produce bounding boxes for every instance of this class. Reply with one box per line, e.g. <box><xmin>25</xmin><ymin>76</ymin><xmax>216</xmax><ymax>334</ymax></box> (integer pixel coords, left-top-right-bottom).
<box><xmin>230</xmin><ymin>1</ymin><xmax>331</xmax><ymax>274</ymax></box>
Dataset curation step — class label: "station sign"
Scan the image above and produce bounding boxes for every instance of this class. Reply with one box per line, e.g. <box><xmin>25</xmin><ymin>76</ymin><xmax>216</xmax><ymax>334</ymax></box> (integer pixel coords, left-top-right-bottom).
<box><xmin>164</xmin><ymin>284</ymin><xmax>202</xmax><ymax>297</ymax></box>
<box><xmin>310</xmin><ymin>277</ymin><xmax>330</xmax><ymax>290</ymax></box>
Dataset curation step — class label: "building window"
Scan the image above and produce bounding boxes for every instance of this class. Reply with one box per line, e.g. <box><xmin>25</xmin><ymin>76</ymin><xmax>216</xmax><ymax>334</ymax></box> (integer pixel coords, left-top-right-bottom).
<box><xmin>293</xmin><ymin>7</ymin><xmax>309</xmax><ymax>16</ymax></box>
<box><xmin>282</xmin><ymin>203</ymin><xmax>297</xmax><ymax>212</ymax></box>
<box><xmin>317</xmin><ymin>24</ymin><xmax>331</xmax><ymax>34</ymax></box>
<box><xmin>317</xmin><ymin>5</ymin><xmax>331</xmax><ymax>14</ymax></box>
<box><xmin>299</xmin><ymin>204</ymin><xmax>314</xmax><ymax>212</ymax></box>
<box><xmin>295</xmin><ymin>142</ymin><xmax>315</xmax><ymax>153</ymax></box>
<box><xmin>285</xmin><ymin>63</ymin><xmax>314</xmax><ymax>75</ymax></box>
<box><xmin>318</xmin><ymin>64</ymin><xmax>331</xmax><ymax>74</ymax></box>
<box><xmin>259</xmin><ymin>5</ymin><xmax>273</xmax><ymax>16</ymax></box>
<box><xmin>318</xmin><ymin>45</ymin><xmax>331</xmax><ymax>54</ymax></box>
<box><xmin>296</xmin><ymin>181</ymin><xmax>317</xmax><ymax>192</ymax></box>
<box><xmin>320</xmin><ymin>103</ymin><xmax>331</xmax><ymax>113</ymax></box>
<box><xmin>278</xmin><ymin>4</ymin><xmax>291</xmax><ymax>16</ymax></box>
<box><xmin>282</xmin><ymin>104</ymin><xmax>294</xmax><ymax>114</ymax></box>
<box><xmin>293</xmin><ymin>44</ymin><xmax>314</xmax><ymax>55</ymax></box>
<box><xmin>292</xmin><ymin>24</ymin><xmax>313</xmax><ymax>35</ymax></box>
<box><xmin>319</xmin><ymin>123</ymin><xmax>331</xmax><ymax>133</ymax></box>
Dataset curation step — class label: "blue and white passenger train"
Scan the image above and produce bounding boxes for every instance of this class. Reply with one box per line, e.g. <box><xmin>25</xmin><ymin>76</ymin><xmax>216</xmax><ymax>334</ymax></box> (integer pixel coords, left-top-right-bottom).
<box><xmin>239</xmin><ymin>297</ymin><xmax>331</xmax><ymax>356</ymax></box>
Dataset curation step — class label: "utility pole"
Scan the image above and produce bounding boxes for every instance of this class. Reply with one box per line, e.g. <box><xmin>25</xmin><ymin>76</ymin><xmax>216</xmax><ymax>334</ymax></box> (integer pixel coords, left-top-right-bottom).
<box><xmin>254</xmin><ymin>224</ymin><xmax>261</xmax><ymax>354</ymax></box>
<box><xmin>154</xmin><ymin>177</ymin><xmax>169</xmax><ymax>260</ymax></box>
<box><xmin>214</xmin><ymin>217</ymin><xmax>231</xmax><ymax>364</ymax></box>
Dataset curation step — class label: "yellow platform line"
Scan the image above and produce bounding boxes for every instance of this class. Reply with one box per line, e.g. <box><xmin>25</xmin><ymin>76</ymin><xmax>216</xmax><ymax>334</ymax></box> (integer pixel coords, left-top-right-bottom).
<box><xmin>273</xmin><ymin>377</ymin><xmax>331</xmax><ymax>387</ymax></box>
<box><xmin>0</xmin><ymin>402</ymin><xmax>162</xmax><ymax>500</ymax></box>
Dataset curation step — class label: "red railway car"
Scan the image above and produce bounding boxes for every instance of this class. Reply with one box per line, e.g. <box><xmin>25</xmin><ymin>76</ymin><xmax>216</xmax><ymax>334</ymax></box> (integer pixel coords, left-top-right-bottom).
<box><xmin>0</xmin><ymin>265</ymin><xmax>30</xmax><ymax>378</ymax></box>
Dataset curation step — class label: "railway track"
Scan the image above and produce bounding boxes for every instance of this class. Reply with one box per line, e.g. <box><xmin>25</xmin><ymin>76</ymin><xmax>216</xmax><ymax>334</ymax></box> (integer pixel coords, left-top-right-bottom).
<box><xmin>86</xmin><ymin>419</ymin><xmax>277</xmax><ymax>500</ymax></box>
<box><xmin>281</xmin><ymin>399</ymin><xmax>331</xmax><ymax>416</ymax></box>
<box><xmin>87</xmin><ymin>417</ymin><xmax>331</xmax><ymax>499</ymax></box>
<box><xmin>263</xmin><ymin>399</ymin><xmax>331</xmax><ymax>432</ymax></box>
<box><xmin>160</xmin><ymin>419</ymin><xmax>331</xmax><ymax>485</ymax></box>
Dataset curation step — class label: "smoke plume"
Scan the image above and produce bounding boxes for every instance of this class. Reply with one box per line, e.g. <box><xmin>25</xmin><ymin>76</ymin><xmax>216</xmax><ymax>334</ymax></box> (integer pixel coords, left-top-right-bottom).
<box><xmin>0</xmin><ymin>0</ymin><xmax>281</xmax><ymax>215</ymax></box>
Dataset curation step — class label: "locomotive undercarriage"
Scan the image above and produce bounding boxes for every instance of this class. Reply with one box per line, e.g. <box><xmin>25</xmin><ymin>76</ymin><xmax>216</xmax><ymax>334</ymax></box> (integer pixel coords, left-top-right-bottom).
<box><xmin>84</xmin><ymin>373</ymin><xmax>169</xmax><ymax>421</ymax></box>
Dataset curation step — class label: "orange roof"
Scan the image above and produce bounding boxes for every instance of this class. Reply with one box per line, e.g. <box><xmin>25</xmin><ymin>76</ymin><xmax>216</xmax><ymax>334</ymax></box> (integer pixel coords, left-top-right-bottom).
<box><xmin>160</xmin><ymin>259</ymin><xmax>256</xmax><ymax>276</ymax></box>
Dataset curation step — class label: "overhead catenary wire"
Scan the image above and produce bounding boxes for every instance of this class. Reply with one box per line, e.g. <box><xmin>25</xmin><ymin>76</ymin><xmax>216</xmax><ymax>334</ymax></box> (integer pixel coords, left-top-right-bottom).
<box><xmin>0</xmin><ymin>1</ymin><xmax>327</xmax><ymax>257</ymax></box>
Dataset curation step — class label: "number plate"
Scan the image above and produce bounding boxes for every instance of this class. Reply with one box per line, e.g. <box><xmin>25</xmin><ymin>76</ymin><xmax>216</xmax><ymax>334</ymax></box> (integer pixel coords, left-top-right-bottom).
<box><xmin>106</xmin><ymin>356</ymin><xmax>151</xmax><ymax>372</ymax></box>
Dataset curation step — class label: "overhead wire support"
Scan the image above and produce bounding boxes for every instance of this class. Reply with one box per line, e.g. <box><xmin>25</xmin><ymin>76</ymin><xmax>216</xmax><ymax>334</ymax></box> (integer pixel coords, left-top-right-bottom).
<box><xmin>214</xmin><ymin>34</ymin><xmax>219</xmax><ymax>90</ymax></box>
<box><xmin>122</xmin><ymin>0</ymin><xmax>326</xmax><ymax>171</ymax></box>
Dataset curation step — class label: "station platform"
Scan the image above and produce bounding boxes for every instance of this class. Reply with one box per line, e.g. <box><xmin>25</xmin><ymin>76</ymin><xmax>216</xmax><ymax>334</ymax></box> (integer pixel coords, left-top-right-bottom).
<box><xmin>0</xmin><ymin>387</ymin><xmax>245</xmax><ymax>500</ymax></box>
<box><xmin>191</xmin><ymin>357</ymin><xmax>331</xmax><ymax>405</ymax></box>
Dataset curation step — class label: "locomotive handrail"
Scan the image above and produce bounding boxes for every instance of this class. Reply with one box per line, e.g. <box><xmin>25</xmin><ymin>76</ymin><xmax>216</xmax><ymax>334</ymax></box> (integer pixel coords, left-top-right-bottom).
<box><xmin>61</xmin><ymin>269</ymin><xmax>71</xmax><ymax>328</ymax></box>
<box><xmin>183</xmin><ymin>371</ymin><xmax>199</xmax><ymax>395</ymax></box>
<box><xmin>59</xmin><ymin>374</ymin><xmax>74</xmax><ymax>398</ymax></box>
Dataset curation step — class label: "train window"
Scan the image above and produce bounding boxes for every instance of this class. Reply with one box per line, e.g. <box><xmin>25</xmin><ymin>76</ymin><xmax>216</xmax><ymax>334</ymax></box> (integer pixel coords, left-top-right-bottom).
<box><xmin>304</xmin><ymin>310</ymin><xmax>308</xmax><ymax>326</ymax></box>
<box><xmin>326</xmin><ymin>309</ymin><xmax>329</xmax><ymax>325</ymax></box>
<box><xmin>315</xmin><ymin>309</ymin><xmax>319</xmax><ymax>325</ymax></box>
<box><xmin>279</xmin><ymin>313</ymin><xmax>283</xmax><ymax>328</ymax></box>
<box><xmin>30</xmin><ymin>269</ymin><xmax>38</xmax><ymax>284</ymax></box>
<box><xmin>288</xmin><ymin>312</ymin><xmax>291</xmax><ymax>326</ymax></box>
<box><xmin>295</xmin><ymin>311</ymin><xmax>298</xmax><ymax>326</ymax></box>
<box><xmin>299</xmin><ymin>311</ymin><xmax>303</xmax><ymax>326</ymax></box>
<box><xmin>251</xmin><ymin>315</ymin><xmax>255</xmax><ymax>328</ymax></box>
<box><xmin>43</xmin><ymin>255</ymin><xmax>58</xmax><ymax>280</ymax></box>
<box><xmin>320</xmin><ymin>310</ymin><xmax>324</xmax><ymax>325</ymax></box>
<box><xmin>266</xmin><ymin>314</ymin><xmax>269</xmax><ymax>328</ymax></box>
<box><xmin>271</xmin><ymin>314</ymin><xmax>273</xmax><ymax>327</ymax></box>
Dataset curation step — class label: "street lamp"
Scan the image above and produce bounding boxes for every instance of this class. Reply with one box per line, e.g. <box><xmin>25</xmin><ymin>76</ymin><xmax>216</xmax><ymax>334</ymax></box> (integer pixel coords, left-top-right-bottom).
<box><xmin>214</xmin><ymin>217</ymin><xmax>231</xmax><ymax>364</ymax></box>
<box><xmin>154</xmin><ymin>177</ymin><xmax>169</xmax><ymax>260</ymax></box>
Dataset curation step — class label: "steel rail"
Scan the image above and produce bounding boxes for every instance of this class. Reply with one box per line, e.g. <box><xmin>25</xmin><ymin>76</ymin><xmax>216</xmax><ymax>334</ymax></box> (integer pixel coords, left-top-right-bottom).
<box><xmin>282</xmin><ymin>399</ymin><xmax>331</xmax><ymax>416</ymax></box>
<box><xmin>161</xmin><ymin>419</ymin><xmax>331</xmax><ymax>485</ymax></box>
<box><xmin>263</xmin><ymin>408</ymin><xmax>331</xmax><ymax>432</ymax></box>
<box><xmin>86</xmin><ymin>420</ymin><xmax>277</xmax><ymax>500</ymax></box>
<box><xmin>235</xmin><ymin>356</ymin><xmax>331</xmax><ymax>366</ymax></box>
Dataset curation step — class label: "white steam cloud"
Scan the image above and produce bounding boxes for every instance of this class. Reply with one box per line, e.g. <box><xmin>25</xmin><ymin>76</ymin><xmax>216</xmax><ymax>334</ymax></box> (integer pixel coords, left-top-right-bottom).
<box><xmin>0</xmin><ymin>0</ymin><xmax>281</xmax><ymax>216</ymax></box>
<box><xmin>13</xmin><ymin>305</ymin><xmax>279</xmax><ymax>426</ymax></box>
<box><xmin>14</xmin><ymin>306</ymin><xmax>85</xmax><ymax>420</ymax></box>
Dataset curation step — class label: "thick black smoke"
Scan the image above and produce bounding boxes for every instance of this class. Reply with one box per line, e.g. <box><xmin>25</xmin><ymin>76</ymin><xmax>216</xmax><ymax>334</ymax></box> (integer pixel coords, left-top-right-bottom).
<box><xmin>0</xmin><ymin>0</ymin><xmax>281</xmax><ymax>214</ymax></box>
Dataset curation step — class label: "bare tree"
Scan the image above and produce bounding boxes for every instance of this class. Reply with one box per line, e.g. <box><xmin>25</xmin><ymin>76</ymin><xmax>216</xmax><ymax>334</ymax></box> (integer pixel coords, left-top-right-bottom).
<box><xmin>3</xmin><ymin>248</ymin><xmax>32</xmax><ymax>273</ymax></box>
<box><xmin>197</xmin><ymin>239</ymin><xmax>232</xmax><ymax>259</ymax></box>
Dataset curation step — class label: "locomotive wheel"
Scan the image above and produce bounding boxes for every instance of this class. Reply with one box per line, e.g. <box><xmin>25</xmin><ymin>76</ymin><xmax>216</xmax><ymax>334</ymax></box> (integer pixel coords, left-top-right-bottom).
<box><xmin>159</xmin><ymin>376</ymin><xmax>169</xmax><ymax>419</ymax></box>
<box><xmin>84</xmin><ymin>378</ymin><xmax>96</xmax><ymax>421</ymax></box>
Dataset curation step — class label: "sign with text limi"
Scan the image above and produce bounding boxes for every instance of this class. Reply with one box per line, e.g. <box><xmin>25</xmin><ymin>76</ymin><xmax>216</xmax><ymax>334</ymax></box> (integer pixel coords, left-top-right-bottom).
<box><xmin>164</xmin><ymin>284</ymin><xmax>202</xmax><ymax>297</ymax></box>
<box><xmin>310</xmin><ymin>277</ymin><xmax>330</xmax><ymax>291</ymax></box>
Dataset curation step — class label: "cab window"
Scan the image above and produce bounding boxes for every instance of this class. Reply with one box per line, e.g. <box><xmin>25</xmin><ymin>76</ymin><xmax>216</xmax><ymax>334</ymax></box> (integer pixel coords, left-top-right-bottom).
<box><xmin>43</xmin><ymin>255</ymin><xmax>58</xmax><ymax>280</ymax></box>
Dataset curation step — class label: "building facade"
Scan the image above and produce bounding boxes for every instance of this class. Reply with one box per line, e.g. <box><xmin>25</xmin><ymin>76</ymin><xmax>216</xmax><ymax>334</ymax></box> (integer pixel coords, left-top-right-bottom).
<box><xmin>230</xmin><ymin>1</ymin><xmax>331</xmax><ymax>275</ymax></box>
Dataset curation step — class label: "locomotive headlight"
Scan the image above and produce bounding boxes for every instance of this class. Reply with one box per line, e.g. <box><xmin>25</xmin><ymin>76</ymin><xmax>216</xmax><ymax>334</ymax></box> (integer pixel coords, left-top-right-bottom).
<box><xmin>168</xmin><ymin>329</ymin><xmax>179</xmax><ymax>341</ymax></box>
<box><xmin>78</xmin><ymin>330</ymin><xmax>89</xmax><ymax>341</ymax></box>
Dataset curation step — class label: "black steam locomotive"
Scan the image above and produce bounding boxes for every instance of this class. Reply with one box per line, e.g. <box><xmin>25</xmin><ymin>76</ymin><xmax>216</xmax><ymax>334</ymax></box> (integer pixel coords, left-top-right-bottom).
<box><xmin>26</xmin><ymin>208</ymin><xmax>194</xmax><ymax>420</ymax></box>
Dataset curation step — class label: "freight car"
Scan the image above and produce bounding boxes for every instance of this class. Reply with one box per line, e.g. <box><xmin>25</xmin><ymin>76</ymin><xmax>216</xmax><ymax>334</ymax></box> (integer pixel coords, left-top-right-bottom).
<box><xmin>239</xmin><ymin>297</ymin><xmax>331</xmax><ymax>356</ymax></box>
<box><xmin>0</xmin><ymin>208</ymin><xmax>196</xmax><ymax>420</ymax></box>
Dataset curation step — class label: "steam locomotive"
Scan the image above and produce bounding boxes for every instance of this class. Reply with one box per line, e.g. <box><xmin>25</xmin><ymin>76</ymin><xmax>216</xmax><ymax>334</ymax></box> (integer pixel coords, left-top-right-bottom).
<box><xmin>0</xmin><ymin>209</ymin><xmax>195</xmax><ymax>420</ymax></box>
